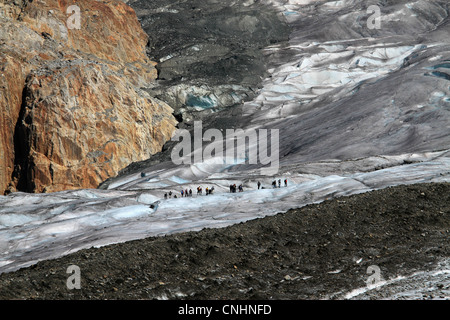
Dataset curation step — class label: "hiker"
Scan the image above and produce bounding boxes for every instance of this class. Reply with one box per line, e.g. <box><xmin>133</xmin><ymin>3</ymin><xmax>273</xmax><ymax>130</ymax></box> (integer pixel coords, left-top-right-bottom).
<box><xmin>209</xmin><ymin>186</ymin><xmax>214</xmax><ymax>195</ymax></box>
<box><xmin>238</xmin><ymin>184</ymin><xmax>243</xmax><ymax>192</ymax></box>
<box><xmin>205</xmin><ymin>187</ymin><xmax>209</xmax><ymax>195</ymax></box>
<box><xmin>278</xmin><ymin>179</ymin><xmax>281</xmax><ymax>188</ymax></box>
<box><xmin>185</xmin><ymin>189</ymin><xmax>188</xmax><ymax>197</ymax></box>
<box><xmin>257</xmin><ymin>181</ymin><xmax>261</xmax><ymax>190</ymax></box>
<box><xmin>189</xmin><ymin>189</ymin><xmax>192</xmax><ymax>197</ymax></box>
<box><xmin>272</xmin><ymin>181</ymin><xmax>276</xmax><ymax>188</ymax></box>
<box><xmin>169</xmin><ymin>191</ymin><xmax>172</xmax><ymax>198</ymax></box>
<box><xmin>284</xmin><ymin>179</ymin><xmax>288</xmax><ymax>187</ymax></box>
<box><xmin>181</xmin><ymin>189</ymin><xmax>184</xmax><ymax>197</ymax></box>
<box><xmin>164</xmin><ymin>193</ymin><xmax>168</xmax><ymax>199</ymax></box>
<box><xmin>141</xmin><ymin>172</ymin><xmax>145</xmax><ymax>178</ymax></box>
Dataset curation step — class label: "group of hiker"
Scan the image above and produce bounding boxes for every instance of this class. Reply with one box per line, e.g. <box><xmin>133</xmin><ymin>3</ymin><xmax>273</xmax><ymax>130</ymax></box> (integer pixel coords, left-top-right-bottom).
<box><xmin>256</xmin><ymin>178</ymin><xmax>287</xmax><ymax>189</ymax></box>
<box><xmin>164</xmin><ymin>186</ymin><xmax>215</xmax><ymax>199</ymax></box>
<box><xmin>164</xmin><ymin>190</ymin><xmax>185</xmax><ymax>199</ymax></box>
<box><xmin>197</xmin><ymin>186</ymin><xmax>215</xmax><ymax>195</ymax></box>
<box><xmin>229</xmin><ymin>184</ymin><xmax>244</xmax><ymax>193</ymax></box>
<box><xmin>164</xmin><ymin>178</ymin><xmax>288</xmax><ymax>199</ymax></box>
<box><xmin>271</xmin><ymin>178</ymin><xmax>287</xmax><ymax>188</ymax></box>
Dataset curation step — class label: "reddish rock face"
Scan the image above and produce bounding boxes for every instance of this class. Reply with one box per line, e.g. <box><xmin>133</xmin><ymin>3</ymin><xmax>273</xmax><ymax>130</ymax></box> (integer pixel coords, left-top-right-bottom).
<box><xmin>0</xmin><ymin>0</ymin><xmax>177</xmax><ymax>193</ymax></box>
<box><xmin>0</xmin><ymin>56</ymin><xmax>27</xmax><ymax>195</ymax></box>
<box><xmin>21</xmin><ymin>0</ymin><xmax>152</xmax><ymax>65</ymax></box>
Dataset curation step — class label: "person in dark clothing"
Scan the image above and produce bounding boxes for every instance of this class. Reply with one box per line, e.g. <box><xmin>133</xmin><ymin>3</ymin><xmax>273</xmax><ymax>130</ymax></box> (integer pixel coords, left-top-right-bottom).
<box><xmin>278</xmin><ymin>179</ymin><xmax>281</xmax><ymax>188</ymax></box>
<box><xmin>272</xmin><ymin>181</ymin><xmax>276</xmax><ymax>188</ymax></box>
<box><xmin>169</xmin><ymin>191</ymin><xmax>172</xmax><ymax>198</ymax></box>
<box><xmin>189</xmin><ymin>189</ymin><xmax>192</xmax><ymax>197</ymax></box>
<box><xmin>164</xmin><ymin>193</ymin><xmax>168</xmax><ymax>199</ymax></box>
<box><xmin>284</xmin><ymin>179</ymin><xmax>288</xmax><ymax>187</ymax></box>
<box><xmin>257</xmin><ymin>181</ymin><xmax>261</xmax><ymax>189</ymax></box>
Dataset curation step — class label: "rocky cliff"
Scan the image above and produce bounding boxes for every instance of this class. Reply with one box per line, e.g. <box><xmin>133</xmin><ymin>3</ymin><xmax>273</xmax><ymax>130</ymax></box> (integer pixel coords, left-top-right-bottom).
<box><xmin>0</xmin><ymin>0</ymin><xmax>177</xmax><ymax>193</ymax></box>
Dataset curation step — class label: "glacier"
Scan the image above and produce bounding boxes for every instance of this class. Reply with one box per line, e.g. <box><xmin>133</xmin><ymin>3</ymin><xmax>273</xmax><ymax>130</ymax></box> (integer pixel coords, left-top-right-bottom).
<box><xmin>0</xmin><ymin>0</ymin><xmax>449</xmax><ymax>299</ymax></box>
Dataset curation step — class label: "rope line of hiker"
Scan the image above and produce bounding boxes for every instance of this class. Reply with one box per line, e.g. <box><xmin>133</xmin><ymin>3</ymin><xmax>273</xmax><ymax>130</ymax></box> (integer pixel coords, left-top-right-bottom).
<box><xmin>163</xmin><ymin>179</ymin><xmax>288</xmax><ymax>199</ymax></box>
